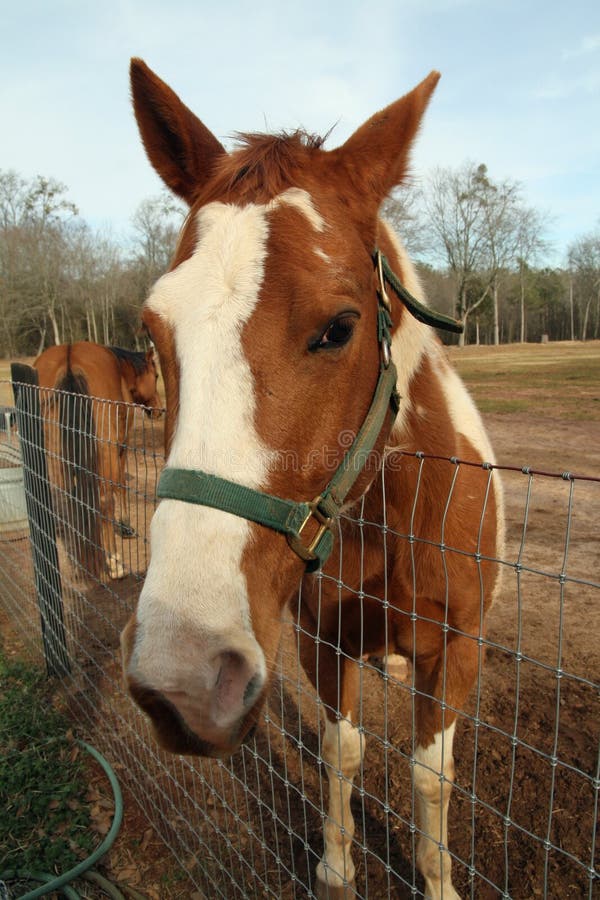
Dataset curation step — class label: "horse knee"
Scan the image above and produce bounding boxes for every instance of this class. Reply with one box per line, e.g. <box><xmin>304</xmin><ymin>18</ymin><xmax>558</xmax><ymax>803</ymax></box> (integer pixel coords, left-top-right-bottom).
<box><xmin>413</xmin><ymin>751</ymin><xmax>455</xmax><ymax>805</ymax></box>
<box><xmin>321</xmin><ymin>715</ymin><xmax>364</xmax><ymax>776</ymax></box>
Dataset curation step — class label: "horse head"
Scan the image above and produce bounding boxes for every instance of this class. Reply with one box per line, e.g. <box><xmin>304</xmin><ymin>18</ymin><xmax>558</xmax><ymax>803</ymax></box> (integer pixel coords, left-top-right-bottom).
<box><xmin>122</xmin><ymin>59</ymin><xmax>440</xmax><ymax>757</ymax></box>
<box><xmin>130</xmin><ymin>347</ymin><xmax>162</xmax><ymax>418</ymax></box>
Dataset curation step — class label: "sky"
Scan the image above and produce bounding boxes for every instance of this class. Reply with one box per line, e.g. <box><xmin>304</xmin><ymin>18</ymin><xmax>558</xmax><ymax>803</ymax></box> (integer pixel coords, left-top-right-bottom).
<box><xmin>1</xmin><ymin>0</ymin><xmax>599</xmax><ymax>264</ymax></box>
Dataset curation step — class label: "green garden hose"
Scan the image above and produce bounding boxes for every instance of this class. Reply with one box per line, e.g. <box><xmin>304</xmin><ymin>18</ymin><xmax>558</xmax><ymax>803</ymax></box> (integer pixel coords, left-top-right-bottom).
<box><xmin>1</xmin><ymin>740</ymin><xmax>126</xmax><ymax>899</ymax></box>
<box><xmin>0</xmin><ymin>871</ymin><xmax>80</xmax><ymax>899</ymax></box>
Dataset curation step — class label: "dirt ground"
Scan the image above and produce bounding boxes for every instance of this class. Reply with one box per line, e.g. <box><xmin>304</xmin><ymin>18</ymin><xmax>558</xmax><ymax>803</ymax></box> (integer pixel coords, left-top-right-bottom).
<box><xmin>0</xmin><ymin>349</ymin><xmax>599</xmax><ymax>899</ymax></box>
<box><xmin>450</xmin><ymin>412</ymin><xmax>599</xmax><ymax>899</ymax></box>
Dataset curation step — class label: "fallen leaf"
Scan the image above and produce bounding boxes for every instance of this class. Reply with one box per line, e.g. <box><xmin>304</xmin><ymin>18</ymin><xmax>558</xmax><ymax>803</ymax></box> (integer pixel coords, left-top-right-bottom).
<box><xmin>140</xmin><ymin>827</ymin><xmax>154</xmax><ymax>853</ymax></box>
<box><xmin>115</xmin><ymin>864</ymin><xmax>141</xmax><ymax>884</ymax></box>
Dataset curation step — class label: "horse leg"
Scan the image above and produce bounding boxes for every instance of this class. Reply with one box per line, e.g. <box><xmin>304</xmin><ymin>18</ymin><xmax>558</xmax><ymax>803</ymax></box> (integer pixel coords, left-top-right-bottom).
<box><xmin>119</xmin><ymin>407</ymin><xmax>135</xmax><ymax>537</ymax></box>
<box><xmin>99</xmin><ymin>484</ymin><xmax>124</xmax><ymax>579</ymax></box>
<box><xmin>115</xmin><ymin>405</ymin><xmax>135</xmax><ymax>537</ymax></box>
<box><xmin>115</xmin><ymin>443</ymin><xmax>136</xmax><ymax>537</ymax></box>
<box><xmin>295</xmin><ymin>601</ymin><xmax>363</xmax><ymax>898</ymax></box>
<box><xmin>98</xmin><ymin>434</ymin><xmax>125</xmax><ymax>580</ymax></box>
<box><xmin>413</xmin><ymin>634</ymin><xmax>479</xmax><ymax>900</ymax></box>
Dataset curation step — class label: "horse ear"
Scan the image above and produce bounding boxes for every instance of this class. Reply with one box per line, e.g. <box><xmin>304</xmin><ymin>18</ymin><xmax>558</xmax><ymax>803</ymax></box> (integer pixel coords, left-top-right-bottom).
<box><xmin>130</xmin><ymin>58</ymin><xmax>225</xmax><ymax>205</ymax></box>
<box><xmin>337</xmin><ymin>71</ymin><xmax>440</xmax><ymax>203</ymax></box>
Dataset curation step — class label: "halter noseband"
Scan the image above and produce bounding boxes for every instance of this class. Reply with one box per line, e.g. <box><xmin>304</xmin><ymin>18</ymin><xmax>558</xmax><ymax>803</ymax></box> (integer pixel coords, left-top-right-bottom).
<box><xmin>156</xmin><ymin>250</ymin><xmax>463</xmax><ymax>572</ymax></box>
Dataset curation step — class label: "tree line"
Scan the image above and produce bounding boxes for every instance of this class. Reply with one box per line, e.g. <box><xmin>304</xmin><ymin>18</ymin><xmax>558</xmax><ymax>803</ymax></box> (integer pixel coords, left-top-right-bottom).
<box><xmin>384</xmin><ymin>162</ymin><xmax>599</xmax><ymax>346</ymax></box>
<box><xmin>0</xmin><ymin>164</ymin><xmax>598</xmax><ymax>356</ymax></box>
<box><xmin>0</xmin><ymin>169</ymin><xmax>183</xmax><ymax>357</ymax></box>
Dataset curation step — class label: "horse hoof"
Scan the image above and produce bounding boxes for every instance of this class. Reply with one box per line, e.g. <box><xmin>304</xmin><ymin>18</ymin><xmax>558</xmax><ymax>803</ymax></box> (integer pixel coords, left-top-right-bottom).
<box><xmin>116</xmin><ymin>520</ymin><xmax>136</xmax><ymax>538</ymax></box>
<box><xmin>314</xmin><ymin>877</ymin><xmax>357</xmax><ymax>899</ymax></box>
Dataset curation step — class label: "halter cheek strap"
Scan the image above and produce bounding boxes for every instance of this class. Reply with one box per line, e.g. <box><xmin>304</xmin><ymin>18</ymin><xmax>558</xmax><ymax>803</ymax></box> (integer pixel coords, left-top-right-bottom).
<box><xmin>156</xmin><ymin>250</ymin><xmax>462</xmax><ymax>571</ymax></box>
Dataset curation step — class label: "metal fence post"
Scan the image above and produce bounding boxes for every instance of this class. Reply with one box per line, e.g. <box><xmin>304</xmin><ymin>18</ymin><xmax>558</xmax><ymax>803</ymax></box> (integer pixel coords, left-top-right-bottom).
<box><xmin>11</xmin><ymin>363</ymin><xmax>70</xmax><ymax>677</ymax></box>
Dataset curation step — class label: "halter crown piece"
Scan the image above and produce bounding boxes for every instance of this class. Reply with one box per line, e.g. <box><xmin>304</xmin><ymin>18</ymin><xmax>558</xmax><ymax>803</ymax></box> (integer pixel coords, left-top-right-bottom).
<box><xmin>157</xmin><ymin>250</ymin><xmax>463</xmax><ymax>571</ymax></box>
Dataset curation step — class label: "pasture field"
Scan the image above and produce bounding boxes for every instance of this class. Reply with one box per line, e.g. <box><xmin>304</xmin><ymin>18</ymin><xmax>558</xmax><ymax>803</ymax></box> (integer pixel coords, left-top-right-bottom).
<box><xmin>448</xmin><ymin>339</ymin><xmax>600</xmax><ymax>421</ymax></box>
<box><xmin>448</xmin><ymin>341</ymin><xmax>600</xmax><ymax>477</ymax></box>
<box><xmin>4</xmin><ymin>339</ymin><xmax>599</xmax><ymax>427</ymax></box>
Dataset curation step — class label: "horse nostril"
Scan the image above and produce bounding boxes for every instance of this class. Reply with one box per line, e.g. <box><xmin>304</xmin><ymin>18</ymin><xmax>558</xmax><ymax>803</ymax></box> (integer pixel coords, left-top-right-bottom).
<box><xmin>127</xmin><ymin>678</ymin><xmax>216</xmax><ymax>756</ymax></box>
<box><xmin>213</xmin><ymin>650</ymin><xmax>264</xmax><ymax>727</ymax></box>
<box><xmin>243</xmin><ymin>673</ymin><xmax>262</xmax><ymax>707</ymax></box>
<box><xmin>244</xmin><ymin>723</ymin><xmax>258</xmax><ymax>744</ymax></box>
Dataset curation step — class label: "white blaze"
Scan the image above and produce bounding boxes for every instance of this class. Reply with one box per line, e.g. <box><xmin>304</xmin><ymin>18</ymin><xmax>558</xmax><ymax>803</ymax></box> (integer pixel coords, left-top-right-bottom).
<box><xmin>133</xmin><ymin>201</ymin><xmax>272</xmax><ymax>678</ymax></box>
<box><xmin>132</xmin><ymin>191</ymin><xmax>326</xmax><ymax>681</ymax></box>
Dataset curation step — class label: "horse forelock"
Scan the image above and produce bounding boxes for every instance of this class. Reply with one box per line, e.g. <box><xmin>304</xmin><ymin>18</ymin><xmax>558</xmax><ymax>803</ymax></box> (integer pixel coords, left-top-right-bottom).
<box><xmin>165</xmin><ymin>131</ymin><xmax>328</xmax><ymax>268</ymax></box>
<box><xmin>198</xmin><ymin>130</ymin><xmax>326</xmax><ymax>206</ymax></box>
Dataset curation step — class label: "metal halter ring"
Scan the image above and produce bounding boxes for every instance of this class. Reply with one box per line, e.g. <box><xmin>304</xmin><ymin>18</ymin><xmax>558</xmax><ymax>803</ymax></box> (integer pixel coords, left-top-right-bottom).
<box><xmin>381</xmin><ymin>338</ymin><xmax>391</xmax><ymax>368</ymax></box>
<box><xmin>376</xmin><ymin>251</ymin><xmax>392</xmax><ymax>312</ymax></box>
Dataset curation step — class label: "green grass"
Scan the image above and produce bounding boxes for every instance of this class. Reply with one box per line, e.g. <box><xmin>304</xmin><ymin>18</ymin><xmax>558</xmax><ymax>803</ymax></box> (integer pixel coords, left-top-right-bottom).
<box><xmin>0</xmin><ymin>653</ymin><xmax>94</xmax><ymax>875</ymax></box>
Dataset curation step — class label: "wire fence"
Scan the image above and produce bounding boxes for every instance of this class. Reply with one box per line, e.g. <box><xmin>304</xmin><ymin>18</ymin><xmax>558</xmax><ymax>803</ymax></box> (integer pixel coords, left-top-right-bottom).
<box><xmin>0</xmin><ymin>377</ymin><xmax>598</xmax><ymax>899</ymax></box>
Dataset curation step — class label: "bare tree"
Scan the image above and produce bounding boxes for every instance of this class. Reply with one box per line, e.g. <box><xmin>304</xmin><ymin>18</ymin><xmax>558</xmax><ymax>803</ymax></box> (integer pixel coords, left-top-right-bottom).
<box><xmin>4</xmin><ymin>174</ymin><xmax>79</xmax><ymax>346</ymax></box>
<box><xmin>381</xmin><ymin>182</ymin><xmax>429</xmax><ymax>257</ymax></box>
<box><xmin>424</xmin><ymin>162</ymin><xmax>527</xmax><ymax>345</ymax></box>
<box><xmin>568</xmin><ymin>228</ymin><xmax>600</xmax><ymax>341</ymax></box>
<box><xmin>514</xmin><ymin>206</ymin><xmax>551</xmax><ymax>342</ymax></box>
<box><xmin>131</xmin><ymin>190</ymin><xmax>185</xmax><ymax>296</ymax></box>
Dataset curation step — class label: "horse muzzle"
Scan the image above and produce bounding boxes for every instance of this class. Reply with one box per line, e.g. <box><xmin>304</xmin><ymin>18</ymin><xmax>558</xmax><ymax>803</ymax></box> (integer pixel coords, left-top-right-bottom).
<box><xmin>120</xmin><ymin>615</ymin><xmax>266</xmax><ymax>757</ymax></box>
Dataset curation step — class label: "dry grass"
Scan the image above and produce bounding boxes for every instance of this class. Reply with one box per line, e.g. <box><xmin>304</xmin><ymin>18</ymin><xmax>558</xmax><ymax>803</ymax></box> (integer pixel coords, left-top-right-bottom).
<box><xmin>4</xmin><ymin>341</ymin><xmax>599</xmax><ymax>421</ymax></box>
<box><xmin>447</xmin><ymin>340</ymin><xmax>600</xmax><ymax>420</ymax></box>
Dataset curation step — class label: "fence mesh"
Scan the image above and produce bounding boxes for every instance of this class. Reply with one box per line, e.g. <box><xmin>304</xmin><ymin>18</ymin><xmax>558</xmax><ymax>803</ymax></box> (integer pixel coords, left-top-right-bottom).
<box><xmin>0</xmin><ymin>380</ymin><xmax>598</xmax><ymax>899</ymax></box>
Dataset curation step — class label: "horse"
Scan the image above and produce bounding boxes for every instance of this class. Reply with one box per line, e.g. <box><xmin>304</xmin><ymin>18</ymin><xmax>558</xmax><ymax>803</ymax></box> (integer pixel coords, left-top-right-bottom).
<box><xmin>121</xmin><ymin>59</ymin><xmax>503</xmax><ymax>899</ymax></box>
<box><xmin>34</xmin><ymin>341</ymin><xmax>161</xmax><ymax>580</ymax></box>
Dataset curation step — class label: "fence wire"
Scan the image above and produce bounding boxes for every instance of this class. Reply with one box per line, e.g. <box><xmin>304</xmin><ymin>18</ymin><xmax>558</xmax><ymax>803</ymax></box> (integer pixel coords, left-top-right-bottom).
<box><xmin>0</xmin><ymin>381</ymin><xmax>598</xmax><ymax>899</ymax></box>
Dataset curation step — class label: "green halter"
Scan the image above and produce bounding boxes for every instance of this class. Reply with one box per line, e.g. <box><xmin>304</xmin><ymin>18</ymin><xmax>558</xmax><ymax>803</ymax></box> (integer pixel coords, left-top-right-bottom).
<box><xmin>157</xmin><ymin>250</ymin><xmax>463</xmax><ymax>571</ymax></box>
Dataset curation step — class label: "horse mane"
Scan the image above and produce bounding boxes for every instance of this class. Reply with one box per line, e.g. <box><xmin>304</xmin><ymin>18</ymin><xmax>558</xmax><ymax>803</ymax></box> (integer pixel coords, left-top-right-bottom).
<box><xmin>108</xmin><ymin>346</ymin><xmax>148</xmax><ymax>374</ymax></box>
<box><xmin>197</xmin><ymin>130</ymin><xmax>327</xmax><ymax>205</ymax></box>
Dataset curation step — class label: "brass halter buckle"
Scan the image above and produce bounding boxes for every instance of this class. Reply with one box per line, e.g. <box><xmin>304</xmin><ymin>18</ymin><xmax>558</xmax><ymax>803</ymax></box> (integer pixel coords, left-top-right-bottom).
<box><xmin>287</xmin><ymin>495</ymin><xmax>334</xmax><ymax>563</ymax></box>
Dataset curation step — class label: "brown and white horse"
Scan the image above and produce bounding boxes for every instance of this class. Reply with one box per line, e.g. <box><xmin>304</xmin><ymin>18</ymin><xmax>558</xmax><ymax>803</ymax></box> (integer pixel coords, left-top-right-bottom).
<box><xmin>121</xmin><ymin>59</ymin><xmax>503</xmax><ymax>899</ymax></box>
<box><xmin>35</xmin><ymin>341</ymin><xmax>161</xmax><ymax>579</ymax></box>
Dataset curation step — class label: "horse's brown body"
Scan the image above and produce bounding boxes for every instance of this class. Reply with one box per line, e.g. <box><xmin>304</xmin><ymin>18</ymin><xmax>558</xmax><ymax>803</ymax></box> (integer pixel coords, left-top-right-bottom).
<box><xmin>35</xmin><ymin>341</ymin><xmax>160</xmax><ymax>579</ymax></box>
<box><xmin>121</xmin><ymin>60</ymin><xmax>503</xmax><ymax>898</ymax></box>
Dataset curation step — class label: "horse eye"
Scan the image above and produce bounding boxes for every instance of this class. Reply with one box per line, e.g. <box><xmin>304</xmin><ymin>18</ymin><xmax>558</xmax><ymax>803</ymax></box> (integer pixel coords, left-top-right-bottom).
<box><xmin>311</xmin><ymin>315</ymin><xmax>358</xmax><ymax>352</ymax></box>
